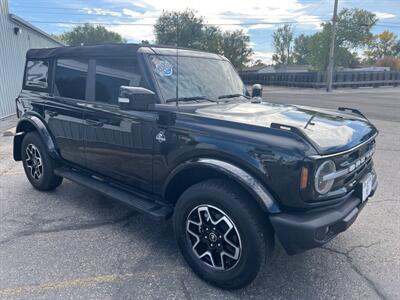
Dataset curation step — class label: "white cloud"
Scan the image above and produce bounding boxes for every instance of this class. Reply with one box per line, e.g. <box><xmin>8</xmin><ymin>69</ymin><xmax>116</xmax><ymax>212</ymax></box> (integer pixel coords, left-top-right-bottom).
<box><xmin>103</xmin><ymin>0</ymin><xmax>323</xmax><ymax>41</ymax></box>
<box><xmin>247</xmin><ymin>23</ymin><xmax>275</xmax><ymax>30</ymax></box>
<box><xmin>77</xmin><ymin>0</ymin><xmax>328</xmax><ymax>50</ymax></box>
<box><xmin>374</xmin><ymin>12</ymin><xmax>396</xmax><ymax>20</ymax></box>
<box><xmin>82</xmin><ymin>7</ymin><xmax>122</xmax><ymax>17</ymax></box>
<box><xmin>107</xmin><ymin>10</ymin><xmax>159</xmax><ymax>42</ymax></box>
<box><xmin>253</xmin><ymin>51</ymin><xmax>274</xmax><ymax>64</ymax></box>
<box><xmin>108</xmin><ymin>23</ymin><xmax>155</xmax><ymax>42</ymax></box>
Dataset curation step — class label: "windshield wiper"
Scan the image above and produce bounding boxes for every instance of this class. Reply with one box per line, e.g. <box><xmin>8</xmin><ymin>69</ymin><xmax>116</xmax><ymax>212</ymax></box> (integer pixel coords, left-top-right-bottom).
<box><xmin>218</xmin><ymin>93</ymin><xmax>249</xmax><ymax>100</ymax></box>
<box><xmin>166</xmin><ymin>96</ymin><xmax>217</xmax><ymax>103</ymax></box>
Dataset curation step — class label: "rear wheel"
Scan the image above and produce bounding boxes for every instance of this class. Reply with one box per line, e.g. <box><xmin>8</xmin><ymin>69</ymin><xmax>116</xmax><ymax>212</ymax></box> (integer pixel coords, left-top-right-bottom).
<box><xmin>173</xmin><ymin>179</ymin><xmax>274</xmax><ymax>289</ymax></box>
<box><xmin>21</xmin><ymin>132</ymin><xmax>63</xmax><ymax>191</ymax></box>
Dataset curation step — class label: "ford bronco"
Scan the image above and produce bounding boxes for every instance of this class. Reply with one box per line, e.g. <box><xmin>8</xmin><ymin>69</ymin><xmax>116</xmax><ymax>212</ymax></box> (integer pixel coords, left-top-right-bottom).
<box><xmin>14</xmin><ymin>44</ymin><xmax>378</xmax><ymax>289</ymax></box>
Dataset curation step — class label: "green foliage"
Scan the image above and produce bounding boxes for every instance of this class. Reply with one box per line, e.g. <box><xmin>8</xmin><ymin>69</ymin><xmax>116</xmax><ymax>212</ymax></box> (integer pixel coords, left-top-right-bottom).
<box><xmin>57</xmin><ymin>24</ymin><xmax>126</xmax><ymax>46</ymax></box>
<box><xmin>201</xmin><ymin>25</ymin><xmax>223</xmax><ymax>54</ymax></box>
<box><xmin>287</xmin><ymin>8</ymin><xmax>377</xmax><ymax>70</ymax></box>
<box><xmin>154</xmin><ymin>10</ymin><xmax>253</xmax><ymax>69</ymax></box>
<box><xmin>365</xmin><ymin>31</ymin><xmax>399</xmax><ymax>63</ymax></box>
<box><xmin>302</xmin><ymin>28</ymin><xmax>359</xmax><ymax>70</ymax></box>
<box><xmin>220</xmin><ymin>30</ymin><xmax>253</xmax><ymax>70</ymax></box>
<box><xmin>249</xmin><ymin>59</ymin><xmax>266</xmax><ymax>68</ymax></box>
<box><xmin>293</xmin><ymin>34</ymin><xmax>312</xmax><ymax>65</ymax></box>
<box><xmin>334</xmin><ymin>8</ymin><xmax>377</xmax><ymax>48</ymax></box>
<box><xmin>154</xmin><ymin>10</ymin><xmax>204</xmax><ymax>48</ymax></box>
<box><xmin>272</xmin><ymin>24</ymin><xmax>294</xmax><ymax>65</ymax></box>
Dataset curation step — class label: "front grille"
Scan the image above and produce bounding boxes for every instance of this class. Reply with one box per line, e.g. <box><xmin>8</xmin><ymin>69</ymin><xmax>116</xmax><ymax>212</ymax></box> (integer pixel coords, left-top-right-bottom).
<box><xmin>331</xmin><ymin>139</ymin><xmax>376</xmax><ymax>193</ymax></box>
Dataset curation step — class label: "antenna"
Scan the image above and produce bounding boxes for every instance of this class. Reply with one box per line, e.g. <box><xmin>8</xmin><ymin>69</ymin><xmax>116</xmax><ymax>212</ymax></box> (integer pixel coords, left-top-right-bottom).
<box><xmin>175</xmin><ymin>13</ymin><xmax>179</xmax><ymax>109</ymax></box>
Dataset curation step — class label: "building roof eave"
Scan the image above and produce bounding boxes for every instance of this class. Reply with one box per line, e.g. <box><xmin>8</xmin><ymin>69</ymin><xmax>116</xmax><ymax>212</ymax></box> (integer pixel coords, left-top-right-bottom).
<box><xmin>8</xmin><ymin>14</ymin><xmax>65</xmax><ymax>46</ymax></box>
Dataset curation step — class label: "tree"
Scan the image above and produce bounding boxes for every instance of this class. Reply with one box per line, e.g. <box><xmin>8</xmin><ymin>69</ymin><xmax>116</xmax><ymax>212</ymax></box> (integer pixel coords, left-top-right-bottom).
<box><xmin>291</xmin><ymin>8</ymin><xmax>376</xmax><ymax>70</ymax></box>
<box><xmin>272</xmin><ymin>24</ymin><xmax>294</xmax><ymax>65</ymax></box>
<box><xmin>220</xmin><ymin>30</ymin><xmax>253</xmax><ymax>70</ymax></box>
<box><xmin>249</xmin><ymin>59</ymin><xmax>266</xmax><ymax>68</ymax></box>
<box><xmin>154</xmin><ymin>10</ymin><xmax>204</xmax><ymax>48</ymax></box>
<box><xmin>153</xmin><ymin>10</ymin><xmax>254</xmax><ymax>69</ymax></box>
<box><xmin>305</xmin><ymin>28</ymin><xmax>359</xmax><ymax>70</ymax></box>
<box><xmin>365</xmin><ymin>31</ymin><xmax>399</xmax><ymax>62</ymax></box>
<box><xmin>201</xmin><ymin>25</ymin><xmax>223</xmax><ymax>54</ymax></box>
<box><xmin>375</xmin><ymin>56</ymin><xmax>400</xmax><ymax>71</ymax></box>
<box><xmin>334</xmin><ymin>8</ymin><xmax>377</xmax><ymax>48</ymax></box>
<box><xmin>57</xmin><ymin>24</ymin><xmax>126</xmax><ymax>46</ymax></box>
<box><xmin>293</xmin><ymin>34</ymin><xmax>312</xmax><ymax>64</ymax></box>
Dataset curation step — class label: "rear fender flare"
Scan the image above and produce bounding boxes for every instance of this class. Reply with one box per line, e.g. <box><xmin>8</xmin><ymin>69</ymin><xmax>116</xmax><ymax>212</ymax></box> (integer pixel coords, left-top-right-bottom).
<box><xmin>13</xmin><ymin>116</ymin><xmax>59</xmax><ymax>161</ymax></box>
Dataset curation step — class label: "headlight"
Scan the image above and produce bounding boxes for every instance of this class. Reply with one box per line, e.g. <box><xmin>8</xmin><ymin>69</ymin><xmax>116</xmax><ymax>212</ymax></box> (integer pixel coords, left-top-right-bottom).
<box><xmin>314</xmin><ymin>160</ymin><xmax>336</xmax><ymax>194</ymax></box>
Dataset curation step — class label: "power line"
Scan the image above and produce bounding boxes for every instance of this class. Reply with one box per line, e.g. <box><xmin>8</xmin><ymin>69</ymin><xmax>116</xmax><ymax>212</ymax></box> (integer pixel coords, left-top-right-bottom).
<box><xmin>11</xmin><ymin>10</ymin><xmax>334</xmax><ymax>19</ymax></box>
<box><xmin>25</xmin><ymin>20</ymin><xmax>331</xmax><ymax>26</ymax></box>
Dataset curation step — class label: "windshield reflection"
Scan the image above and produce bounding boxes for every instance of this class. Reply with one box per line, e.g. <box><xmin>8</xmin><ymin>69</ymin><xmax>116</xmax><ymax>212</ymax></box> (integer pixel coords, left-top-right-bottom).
<box><xmin>148</xmin><ymin>55</ymin><xmax>245</xmax><ymax>103</ymax></box>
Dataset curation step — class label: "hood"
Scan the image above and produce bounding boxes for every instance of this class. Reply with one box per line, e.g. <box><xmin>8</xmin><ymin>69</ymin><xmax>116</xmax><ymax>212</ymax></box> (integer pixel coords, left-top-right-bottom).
<box><xmin>194</xmin><ymin>101</ymin><xmax>377</xmax><ymax>155</ymax></box>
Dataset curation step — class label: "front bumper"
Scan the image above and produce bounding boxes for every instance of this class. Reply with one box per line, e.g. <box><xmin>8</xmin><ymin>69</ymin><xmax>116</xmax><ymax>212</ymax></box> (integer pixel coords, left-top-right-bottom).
<box><xmin>269</xmin><ymin>173</ymin><xmax>378</xmax><ymax>255</ymax></box>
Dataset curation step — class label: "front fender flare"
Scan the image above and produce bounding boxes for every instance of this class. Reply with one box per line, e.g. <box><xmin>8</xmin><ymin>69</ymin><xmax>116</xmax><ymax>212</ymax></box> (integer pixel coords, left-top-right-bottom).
<box><xmin>164</xmin><ymin>158</ymin><xmax>280</xmax><ymax>214</ymax></box>
<box><xmin>14</xmin><ymin>115</ymin><xmax>59</xmax><ymax>161</ymax></box>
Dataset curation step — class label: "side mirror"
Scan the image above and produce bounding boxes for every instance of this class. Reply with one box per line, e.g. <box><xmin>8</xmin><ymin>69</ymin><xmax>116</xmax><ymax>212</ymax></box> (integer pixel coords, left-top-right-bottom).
<box><xmin>251</xmin><ymin>84</ymin><xmax>263</xmax><ymax>98</ymax></box>
<box><xmin>118</xmin><ymin>86</ymin><xmax>156</xmax><ymax>111</ymax></box>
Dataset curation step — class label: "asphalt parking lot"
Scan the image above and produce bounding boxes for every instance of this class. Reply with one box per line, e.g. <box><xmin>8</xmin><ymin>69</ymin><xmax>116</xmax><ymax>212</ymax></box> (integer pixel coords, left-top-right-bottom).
<box><xmin>0</xmin><ymin>87</ymin><xmax>399</xmax><ymax>299</ymax></box>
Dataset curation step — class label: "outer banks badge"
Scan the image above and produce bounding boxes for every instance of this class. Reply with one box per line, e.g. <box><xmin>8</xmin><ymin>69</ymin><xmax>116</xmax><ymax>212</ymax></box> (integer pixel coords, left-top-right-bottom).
<box><xmin>152</xmin><ymin>57</ymin><xmax>173</xmax><ymax>77</ymax></box>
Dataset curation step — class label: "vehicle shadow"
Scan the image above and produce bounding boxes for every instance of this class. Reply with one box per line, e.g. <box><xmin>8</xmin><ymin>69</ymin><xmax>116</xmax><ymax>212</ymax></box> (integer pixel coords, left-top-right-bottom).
<box><xmin>19</xmin><ymin>179</ymin><xmax>361</xmax><ymax>299</ymax></box>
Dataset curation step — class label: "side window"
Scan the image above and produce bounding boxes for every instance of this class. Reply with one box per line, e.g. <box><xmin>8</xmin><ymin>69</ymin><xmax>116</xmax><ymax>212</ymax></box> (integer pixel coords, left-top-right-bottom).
<box><xmin>95</xmin><ymin>58</ymin><xmax>141</xmax><ymax>105</ymax></box>
<box><xmin>25</xmin><ymin>60</ymin><xmax>49</xmax><ymax>89</ymax></box>
<box><xmin>55</xmin><ymin>58</ymin><xmax>88</xmax><ymax>100</ymax></box>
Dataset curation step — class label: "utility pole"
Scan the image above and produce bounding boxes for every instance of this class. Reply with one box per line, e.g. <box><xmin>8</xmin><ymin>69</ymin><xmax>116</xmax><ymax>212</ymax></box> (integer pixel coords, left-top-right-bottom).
<box><xmin>326</xmin><ymin>0</ymin><xmax>339</xmax><ymax>92</ymax></box>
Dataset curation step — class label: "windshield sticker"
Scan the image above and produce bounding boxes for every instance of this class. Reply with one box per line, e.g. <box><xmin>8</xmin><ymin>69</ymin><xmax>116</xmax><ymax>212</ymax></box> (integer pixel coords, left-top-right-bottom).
<box><xmin>152</xmin><ymin>57</ymin><xmax>173</xmax><ymax>77</ymax></box>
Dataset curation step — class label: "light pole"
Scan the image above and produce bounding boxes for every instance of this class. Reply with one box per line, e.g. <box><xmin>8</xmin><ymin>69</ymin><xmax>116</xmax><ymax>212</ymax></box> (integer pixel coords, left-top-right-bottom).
<box><xmin>326</xmin><ymin>0</ymin><xmax>339</xmax><ymax>92</ymax></box>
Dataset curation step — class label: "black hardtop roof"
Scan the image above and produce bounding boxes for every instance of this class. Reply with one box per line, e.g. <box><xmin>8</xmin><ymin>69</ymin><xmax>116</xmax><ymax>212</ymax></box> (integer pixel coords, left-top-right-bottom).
<box><xmin>26</xmin><ymin>43</ymin><xmax>224</xmax><ymax>60</ymax></box>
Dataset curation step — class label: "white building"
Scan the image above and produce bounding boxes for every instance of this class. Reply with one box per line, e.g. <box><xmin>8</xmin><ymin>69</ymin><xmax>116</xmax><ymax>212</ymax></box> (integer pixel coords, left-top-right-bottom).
<box><xmin>0</xmin><ymin>0</ymin><xmax>64</xmax><ymax>119</ymax></box>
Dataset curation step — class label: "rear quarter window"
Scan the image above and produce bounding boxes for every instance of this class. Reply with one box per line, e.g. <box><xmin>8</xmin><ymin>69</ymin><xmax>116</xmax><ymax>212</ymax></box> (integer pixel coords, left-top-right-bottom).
<box><xmin>24</xmin><ymin>60</ymin><xmax>49</xmax><ymax>90</ymax></box>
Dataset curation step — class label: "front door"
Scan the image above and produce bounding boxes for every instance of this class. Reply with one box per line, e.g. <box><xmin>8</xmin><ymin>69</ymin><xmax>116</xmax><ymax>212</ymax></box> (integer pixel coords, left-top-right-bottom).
<box><xmin>83</xmin><ymin>57</ymin><xmax>156</xmax><ymax>193</ymax></box>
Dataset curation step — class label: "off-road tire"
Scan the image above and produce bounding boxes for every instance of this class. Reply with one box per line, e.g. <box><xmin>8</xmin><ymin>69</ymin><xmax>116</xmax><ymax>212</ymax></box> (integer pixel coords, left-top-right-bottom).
<box><xmin>173</xmin><ymin>179</ymin><xmax>274</xmax><ymax>289</ymax></box>
<box><xmin>21</xmin><ymin>132</ymin><xmax>63</xmax><ymax>191</ymax></box>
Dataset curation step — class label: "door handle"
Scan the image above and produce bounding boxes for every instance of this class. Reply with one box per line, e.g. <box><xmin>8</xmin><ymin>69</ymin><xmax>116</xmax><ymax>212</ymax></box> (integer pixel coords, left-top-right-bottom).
<box><xmin>85</xmin><ymin>119</ymin><xmax>104</xmax><ymax>127</ymax></box>
<box><xmin>47</xmin><ymin>110</ymin><xmax>58</xmax><ymax>117</ymax></box>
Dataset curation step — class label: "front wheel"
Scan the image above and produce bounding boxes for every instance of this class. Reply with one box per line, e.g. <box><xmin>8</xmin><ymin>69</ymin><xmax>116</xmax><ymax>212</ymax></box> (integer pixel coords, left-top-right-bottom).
<box><xmin>173</xmin><ymin>179</ymin><xmax>274</xmax><ymax>289</ymax></box>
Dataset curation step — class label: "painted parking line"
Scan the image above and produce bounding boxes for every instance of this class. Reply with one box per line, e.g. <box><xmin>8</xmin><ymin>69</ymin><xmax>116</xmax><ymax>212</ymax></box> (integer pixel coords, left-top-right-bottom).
<box><xmin>0</xmin><ymin>268</ymin><xmax>189</xmax><ymax>298</ymax></box>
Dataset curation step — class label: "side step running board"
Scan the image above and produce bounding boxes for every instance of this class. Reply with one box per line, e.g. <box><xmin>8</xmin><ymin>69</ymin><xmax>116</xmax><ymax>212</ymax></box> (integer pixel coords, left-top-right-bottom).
<box><xmin>54</xmin><ymin>167</ymin><xmax>172</xmax><ymax>221</ymax></box>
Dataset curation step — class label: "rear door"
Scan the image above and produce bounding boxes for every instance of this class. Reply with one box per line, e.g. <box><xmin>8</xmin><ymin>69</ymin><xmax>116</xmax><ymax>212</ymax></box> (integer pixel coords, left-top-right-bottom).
<box><xmin>44</xmin><ymin>58</ymin><xmax>89</xmax><ymax>167</ymax></box>
<box><xmin>82</xmin><ymin>56</ymin><xmax>156</xmax><ymax>193</ymax></box>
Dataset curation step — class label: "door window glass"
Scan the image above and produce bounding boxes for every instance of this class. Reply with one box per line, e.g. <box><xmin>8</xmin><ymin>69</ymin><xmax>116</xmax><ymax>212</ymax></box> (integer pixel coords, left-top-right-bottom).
<box><xmin>25</xmin><ymin>60</ymin><xmax>49</xmax><ymax>89</ymax></box>
<box><xmin>95</xmin><ymin>58</ymin><xmax>141</xmax><ymax>105</ymax></box>
<box><xmin>55</xmin><ymin>59</ymin><xmax>88</xmax><ymax>100</ymax></box>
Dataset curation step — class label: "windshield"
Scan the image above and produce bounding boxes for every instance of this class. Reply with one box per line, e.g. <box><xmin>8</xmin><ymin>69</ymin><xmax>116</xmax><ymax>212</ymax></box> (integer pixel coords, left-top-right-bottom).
<box><xmin>148</xmin><ymin>55</ymin><xmax>245</xmax><ymax>103</ymax></box>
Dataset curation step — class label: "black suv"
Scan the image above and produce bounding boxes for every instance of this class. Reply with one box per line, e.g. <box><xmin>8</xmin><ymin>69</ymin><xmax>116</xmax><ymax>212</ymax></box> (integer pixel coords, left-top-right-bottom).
<box><xmin>14</xmin><ymin>44</ymin><xmax>378</xmax><ymax>289</ymax></box>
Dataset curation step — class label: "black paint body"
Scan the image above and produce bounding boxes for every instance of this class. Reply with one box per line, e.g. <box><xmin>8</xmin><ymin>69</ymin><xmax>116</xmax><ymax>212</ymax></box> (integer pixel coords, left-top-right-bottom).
<box><xmin>14</xmin><ymin>44</ymin><xmax>379</xmax><ymax>254</ymax></box>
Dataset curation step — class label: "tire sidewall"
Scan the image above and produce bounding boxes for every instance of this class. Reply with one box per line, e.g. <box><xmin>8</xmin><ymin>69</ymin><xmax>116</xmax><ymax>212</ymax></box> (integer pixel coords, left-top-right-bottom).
<box><xmin>174</xmin><ymin>181</ymin><xmax>266</xmax><ymax>288</ymax></box>
<box><xmin>21</xmin><ymin>132</ymin><xmax>56</xmax><ymax>189</ymax></box>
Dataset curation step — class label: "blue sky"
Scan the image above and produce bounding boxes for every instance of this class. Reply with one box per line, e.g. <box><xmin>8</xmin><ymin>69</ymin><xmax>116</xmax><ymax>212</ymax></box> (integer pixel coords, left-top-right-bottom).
<box><xmin>8</xmin><ymin>0</ymin><xmax>400</xmax><ymax>64</ymax></box>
